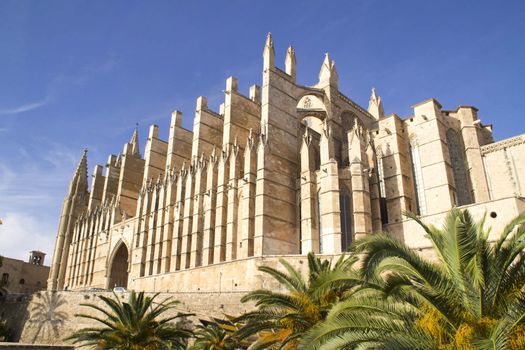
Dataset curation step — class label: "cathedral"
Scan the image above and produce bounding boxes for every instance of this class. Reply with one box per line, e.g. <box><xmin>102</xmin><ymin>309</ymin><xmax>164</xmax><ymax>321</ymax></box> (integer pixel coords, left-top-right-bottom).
<box><xmin>48</xmin><ymin>34</ymin><xmax>525</xmax><ymax>292</ymax></box>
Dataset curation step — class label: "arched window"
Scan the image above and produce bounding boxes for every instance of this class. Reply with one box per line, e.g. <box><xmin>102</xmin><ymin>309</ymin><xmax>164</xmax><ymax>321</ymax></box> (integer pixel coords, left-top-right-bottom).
<box><xmin>19</xmin><ymin>278</ymin><xmax>25</xmax><ymax>285</ymax></box>
<box><xmin>339</xmin><ymin>189</ymin><xmax>352</xmax><ymax>251</ymax></box>
<box><xmin>446</xmin><ymin>129</ymin><xmax>472</xmax><ymax>206</ymax></box>
<box><xmin>410</xmin><ymin>139</ymin><xmax>427</xmax><ymax>215</ymax></box>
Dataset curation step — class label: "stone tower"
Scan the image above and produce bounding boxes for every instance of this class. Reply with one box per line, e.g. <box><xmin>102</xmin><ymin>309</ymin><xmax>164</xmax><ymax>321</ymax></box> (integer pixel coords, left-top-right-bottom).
<box><xmin>47</xmin><ymin>150</ymin><xmax>89</xmax><ymax>290</ymax></box>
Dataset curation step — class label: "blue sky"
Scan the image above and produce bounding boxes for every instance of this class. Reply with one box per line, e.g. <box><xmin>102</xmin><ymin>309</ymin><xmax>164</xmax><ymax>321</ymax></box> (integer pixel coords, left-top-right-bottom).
<box><xmin>1</xmin><ymin>0</ymin><xmax>524</xmax><ymax>261</ymax></box>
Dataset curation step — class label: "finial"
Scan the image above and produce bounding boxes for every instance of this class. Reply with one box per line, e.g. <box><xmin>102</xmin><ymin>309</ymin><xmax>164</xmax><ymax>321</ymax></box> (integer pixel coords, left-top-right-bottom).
<box><xmin>368</xmin><ymin>87</ymin><xmax>384</xmax><ymax>120</ymax></box>
<box><xmin>265</xmin><ymin>32</ymin><xmax>273</xmax><ymax>48</ymax></box>
<box><xmin>129</xmin><ymin>125</ymin><xmax>140</xmax><ymax>157</ymax></box>
<box><xmin>263</xmin><ymin>32</ymin><xmax>275</xmax><ymax>70</ymax></box>
<box><xmin>319</xmin><ymin>52</ymin><xmax>338</xmax><ymax>86</ymax></box>
<box><xmin>285</xmin><ymin>45</ymin><xmax>297</xmax><ymax>79</ymax></box>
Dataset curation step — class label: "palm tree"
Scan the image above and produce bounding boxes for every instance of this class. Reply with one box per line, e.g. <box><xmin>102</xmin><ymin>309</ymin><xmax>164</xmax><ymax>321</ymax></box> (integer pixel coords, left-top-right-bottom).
<box><xmin>190</xmin><ymin>317</ymin><xmax>246</xmax><ymax>350</ymax></box>
<box><xmin>301</xmin><ymin>209</ymin><xmax>525</xmax><ymax>349</ymax></box>
<box><xmin>66</xmin><ymin>291</ymin><xmax>193</xmax><ymax>349</ymax></box>
<box><xmin>236</xmin><ymin>252</ymin><xmax>361</xmax><ymax>349</ymax></box>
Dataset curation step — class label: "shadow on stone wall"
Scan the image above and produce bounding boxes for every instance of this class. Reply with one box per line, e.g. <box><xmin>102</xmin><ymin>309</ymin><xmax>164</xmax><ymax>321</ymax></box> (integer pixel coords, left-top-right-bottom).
<box><xmin>0</xmin><ymin>295</ymin><xmax>30</xmax><ymax>342</ymax></box>
<box><xmin>24</xmin><ymin>292</ymin><xmax>68</xmax><ymax>344</ymax></box>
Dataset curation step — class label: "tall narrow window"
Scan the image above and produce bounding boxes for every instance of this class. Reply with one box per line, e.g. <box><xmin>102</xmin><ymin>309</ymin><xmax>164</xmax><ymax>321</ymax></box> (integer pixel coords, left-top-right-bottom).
<box><xmin>339</xmin><ymin>190</ymin><xmax>352</xmax><ymax>251</ymax></box>
<box><xmin>446</xmin><ymin>129</ymin><xmax>472</xmax><ymax>206</ymax></box>
<box><xmin>410</xmin><ymin>140</ymin><xmax>427</xmax><ymax>215</ymax></box>
<box><xmin>376</xmin><ymin>153</ymin><xmax>389</xmax><ymax>224</ymax></box>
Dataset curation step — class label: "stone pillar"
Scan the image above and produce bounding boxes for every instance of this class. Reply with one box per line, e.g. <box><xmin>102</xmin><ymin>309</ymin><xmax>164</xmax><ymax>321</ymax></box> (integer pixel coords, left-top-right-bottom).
<box><xmin>145</xmin><ymin>185</ymin><xmax>159</xmax><ymax>275</ymax></box>
<box><xmin>409</xmin><ymin>99</ymin><xmax>455</xmax><ymax>214</ymax></box>
<box><xmin>117</xmin><ymin>143</ymin><xmax>145</xmax><ymax>218</ymax></box>
<box><xmin>171</xmin><ymin>170</ymin><xmax>186</xmax><ymax>271</ymax></box>
<box><xmin>135</xmin><ymin>184</ymin><xmax>151</xmax><ymax>277</ymax></box>
<box><xmin>240</xmin><ymin>134</ymin><xmax>257</xmax><ymax>258</ymax></box>
<box><xmin>369</xmin><ymin>155</ymin><xmax>383</xmax><ymax>232</ymax></box>
<box><xmin>202</xmin><ymin>152</ymin><xmax>218</xmax><ymax>265</ymax></box>
<box><xmin>190</xmin><ymin>159</ymin><xmax>207</xmax><ymax>267</ymax></box>
<box><xmin>300</xmin><ymin>129</ymin><xmax>320</xmax><ymax>253</ymax></box>
<box><xmin>160</xmin><ymin>171</ymin><xmax>177</xmax><ymax>273</ymax></box>
<box><xmin>226</xmin><ymin>143</ymin><xmax>241</xmax><ymax>261</ymax></box>
<box><xmin>65</xmin><ymin>221</ymin><xmax>80</xmax><ymax>288</ymax></box>
<box><xmin>213</xmin><ymin>147</ymin><xmax>230</xmax><ymax>263</ymax></box>
<box><xmin>318</xmin><ymin>125</ymin><xmax>342</xmax><ymax>253</ymax></box>
<box><xmin>348</xmin><ymin>126</ymin><xmax>372</xmax><ymax>240</ymax></box>
<box><xmin>102</xmin><ymin>155</ymin><xmax>120</xmax><ymax>206</ymax></box>
<box><xmin>88</xmin><ymin>166</ymin><xmax>105</xmax><ymax>210</ymax></box>
<box><xmin>153</xmin><ymin>179</ymin><xmax>167</xmax><ymax>275</ymax></box>
<box><xmin>253</xmin><ymin>34</ymin><xmax>301</xmax><ymax>256</ymax></box>
<box><xmin>375</xmin><ymin>115</ymin><xmax>415</xmax><ymax>222</ymax></box>
<box><xmin>180</xmin><ymin>167</ymin><xmax>195</xmax><ymax>269</ymax></box>
<box><xmin>456</xmin><ymin>106</ymin><xmax>490</xmax><ymax>203</ymax></box>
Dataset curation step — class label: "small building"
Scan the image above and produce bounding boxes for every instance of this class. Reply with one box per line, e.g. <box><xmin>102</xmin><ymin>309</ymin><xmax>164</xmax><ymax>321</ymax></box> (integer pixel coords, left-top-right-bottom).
<box><xmin>0</xmin><ymin>251</ymin><xmax>50</xmax><ymax>295</ymax></box>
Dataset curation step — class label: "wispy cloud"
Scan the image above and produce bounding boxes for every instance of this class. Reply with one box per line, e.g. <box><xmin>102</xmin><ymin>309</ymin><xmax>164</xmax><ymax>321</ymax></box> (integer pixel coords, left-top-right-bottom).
<box><xmin>0</xmin><ymin>140</ymin><xmax>81</xmax><ymax>260</ymax></box>
<box><xmin>0</xmin><ymin>212</ymin><xmax>56</xmax><ymax>262</ymax></box>
<box><xmin>0</xmin><ymin>96</ymin><xmax>51</xmax><ymax>116</ymax></box>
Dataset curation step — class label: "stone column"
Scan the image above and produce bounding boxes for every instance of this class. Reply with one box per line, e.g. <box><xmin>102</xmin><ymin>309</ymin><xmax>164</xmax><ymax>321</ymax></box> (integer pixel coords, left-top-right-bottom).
<box><xmin>300</xmin><ymin>129</ymin><xmax>320</xmax><ymax>253</ymax></box>
<box><xmin>190</xmin><ymin>159</ymin><xmax>207</xmax><ymax>267</ymax></box>
<box><xmin>457</xmin><ymin>106</ymin><xmax>490</xmax><ymax>202</ymax></box>
<box><xmin>171</xmin><ymin>170</ymin><xmax>186</xmax><ymax>271</ymax></box>
<box><xmin>145</xmin><ymin>185</ymin><xmax>159</xmax><ymax>276</ymax></box>
<box><xmin>318</xmin><ymin>125</ymin><xmax>342</xmax><ymax>253</ymax></box>
<box><xmin>226</xmin><ymin>143</ymin><xmax>241</xmax><ymax>261</ymax></box>
<box><xmin>202</xmin><ymin>152</ymin><xmax>218</xmax><ymax>265</ymax></box>
<box><xmin>152</xmin><ymin>179</ymin><xmax>167</xmax><ymax>275</ymax></box>
<box><xmin>369</xmin><ymin>156</ymin><xmax>383</xmax><ymax>232</ymax></box>
<box><xmin>213</xmin><ymin>147</ymin><xmax>230</xmax><ymax>263</ymax></box>
<box><xmin>348</xmin><ymin>126</ymin><xmax>372</xmax><ymax>240</ymax></box>
<box><xmin>240</xmin><ymin>134</ymin><xmax>257</xmax><ymax>258</ymax></box>
<box><xmin>160</xmin><ymin>171</ymin><xmax>177</xmax><ymax>273</ymax></box>
<box><xmin>137</xmin><ymin>184</ymin><xmax>152</xmax><ymax>277</ymax></box>
<box><xmin>180</xmin><ymin>167</ymin><xmax>195</xmax><ymax>269</ymax></box>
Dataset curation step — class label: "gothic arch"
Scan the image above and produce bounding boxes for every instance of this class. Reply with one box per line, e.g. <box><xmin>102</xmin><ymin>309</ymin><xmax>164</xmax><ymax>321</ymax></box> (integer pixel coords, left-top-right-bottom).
<box><xmin>106</xmin><ymin>240</ymin><xmax>130</xmax><ymax>289</ymax></box>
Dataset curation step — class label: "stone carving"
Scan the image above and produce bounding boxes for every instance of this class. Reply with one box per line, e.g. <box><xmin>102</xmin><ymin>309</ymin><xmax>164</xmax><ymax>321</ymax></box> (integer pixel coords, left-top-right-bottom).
<box><xmin>303</xmin><ymin>97</ymin><xmax>312</xmax><ymax>109</ymax></box>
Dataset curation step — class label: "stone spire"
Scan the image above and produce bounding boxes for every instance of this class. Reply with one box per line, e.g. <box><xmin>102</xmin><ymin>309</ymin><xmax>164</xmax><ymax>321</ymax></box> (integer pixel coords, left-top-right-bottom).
<box><xmin>129</xmin><ymin>125</ymin><xmax>140</xmax><ymax>157</ymax></box>
<box><xmin>368</xmin><ymin>87</ymin><xmax>385</xmax><ymax>119</ymax></box>
<box><xmin>263</xmin><ymin>32</ymin><xmax>275</xmax><ymax>70</ymax></box>
<box><xmin>48</xmin><ymin>148</ymin><xmax>89</xmax><ymax>291</ymax></box>
<box><xmin>318</xmin><ymin>53</ymin><xmax>338</xmax><ymax>88</ymax></box>
<box><xmin>285</xmin><ymin>46</ymin><xmax>296</xmax><ymax>80</ymax></box>
<box><xmin>69</xmin><ymin>149</ymin><xmax>89</xmax><ymax>195</ymax></box>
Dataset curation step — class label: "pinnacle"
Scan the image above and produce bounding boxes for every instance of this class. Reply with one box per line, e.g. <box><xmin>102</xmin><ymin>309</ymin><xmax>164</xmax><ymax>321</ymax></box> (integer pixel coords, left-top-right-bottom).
<box><xmin>265</xmin><ymin>32</ymin><xmax>273</xmax><ymax>48</ymax></box>
<box><xmin>69</xmin><ymin>149</ymin><xmax>89</xmax><ymax>195</ymax></box>
<box><xmin>129</xmin><ymin>125</ymin><xmax>140</xmax><ymax>157</ymax></box>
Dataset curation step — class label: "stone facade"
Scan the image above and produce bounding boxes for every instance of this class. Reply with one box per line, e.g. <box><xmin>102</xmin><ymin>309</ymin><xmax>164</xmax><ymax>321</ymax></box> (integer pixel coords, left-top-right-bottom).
<box><xmin>47</xmin><ymin>34</ymin><xmax>525</xmax><ymax>293</ymax></box>
<box><xmin>0</xmin><ymin>252</ymin><xmax>49</xmax><ymax>295</ymax></box>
